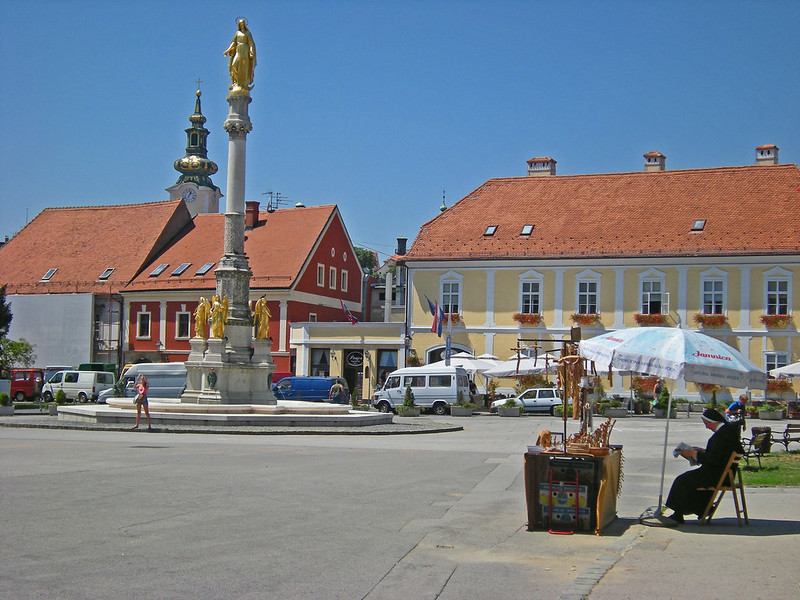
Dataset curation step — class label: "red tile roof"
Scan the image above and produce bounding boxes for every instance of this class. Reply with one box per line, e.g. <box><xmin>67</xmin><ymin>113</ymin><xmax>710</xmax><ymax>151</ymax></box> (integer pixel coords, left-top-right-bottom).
<box><xmin>404</xmin><ymin>164</ymin><xmax>800</xmax><ymax>261</ymax></box>
<box><xmin>0</xmin><ymin>201</ymin><xmax>191</xmax><ymax>294</ymax></box>
<box><xmin>123</xmin><ymin>204</ymin><xmax>339</xmax><ymax>292</ymax></box>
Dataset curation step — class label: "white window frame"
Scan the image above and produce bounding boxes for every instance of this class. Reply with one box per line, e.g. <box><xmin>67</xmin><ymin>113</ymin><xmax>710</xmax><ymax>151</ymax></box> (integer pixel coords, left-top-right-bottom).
<box><xmin>575</xmin><ymin>269</ymin><xmax>601</xmax><ymax>315</ymax></box>
<box><xmin>764</xmin><ymin>266</ymin><xmax>791</xmax><ymax>316</ymax></box>
<box><xmin>175</xmin><ymin>310</ymin><xmax>191</xmax><ymax>339</ymax></box>
<box><xmin>638</xmin><ymin>268</ymin><xmax>666</xmax><ymax>315</ymax></box>
<box><xmin>519</xmin><ymin>269</ymin><xmax>543</xmax><ymax>315</ymax></box>
<box><xmin>329</xmin><ymin>266</ymin><xmax>337</xmax><ymax>290</ymax></box>
<box><xmin>136</xmin><ymin>308</ymin><xmax>151</xmax><ymax>340</ymax></box>
<box><xmin>341</xmin><ymin>269</ymin><xmax>349</xmax><ymax>293</ymax></box>
<box><xmin>765</xmin><ymin>352</ymin><xmax>787</xmax><ymax>373</ymax></box>
<box><xmin>440</xmin><ymin>270</ymin><xmax>463</xmax><ymax>315</ymax></box>
<box><xmin>309</xmin><ymin>313</ymin><xmax>317</xmax><ymax>322</ymax></box>
<box><xmin>317</xmin><ymin>263</ymin><xmax>325</xmax><ymax>287</ymax></box>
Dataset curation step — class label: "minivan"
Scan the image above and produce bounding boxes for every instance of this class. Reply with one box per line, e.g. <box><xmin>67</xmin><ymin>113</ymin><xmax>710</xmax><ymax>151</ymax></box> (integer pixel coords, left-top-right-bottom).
<box><xmin>10</xmin><ymin>368</ymin><xmax>44</xmax><ymax>402</ymax></box>
<box><xmin>271</xmin><ymin>376</ymin><xmax>349</xmax><ymax>402</ymax></box>
<box><xmin>42</xmin><ymin>370</ymin><xmax>116</xmax><ymax>402</ymax></box>
<box><xmin>372</xmin><ymin>365</ymin><xmax>470</xmax><ymax>415</ymax></box>
<box><xmin>98</xmin><ymin>363</ymin><xmax>187</xmax><ymax>403</ymax></box>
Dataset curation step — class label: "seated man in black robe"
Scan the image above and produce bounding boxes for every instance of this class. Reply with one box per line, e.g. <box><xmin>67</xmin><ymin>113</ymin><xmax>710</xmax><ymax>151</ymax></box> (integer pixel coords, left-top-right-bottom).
<box><xmin>665</xmin><ymin>408</ymin><xmax>744</xmax><ymax>524</ymax></box>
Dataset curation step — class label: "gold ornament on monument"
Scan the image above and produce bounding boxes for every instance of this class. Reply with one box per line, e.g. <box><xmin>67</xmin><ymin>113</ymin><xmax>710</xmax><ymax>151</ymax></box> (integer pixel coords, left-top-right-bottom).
<box><xmin>224</xmin><ymin>18</ymin><xmax>256</xmax><ymax>94</ymax></box>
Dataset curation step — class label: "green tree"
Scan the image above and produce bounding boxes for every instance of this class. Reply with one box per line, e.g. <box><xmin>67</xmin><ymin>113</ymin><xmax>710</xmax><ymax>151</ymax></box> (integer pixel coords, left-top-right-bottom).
<box><xmin>355</xmin><ymin>247</ymin><xmax>377</xmax><ymax>273</ymax></box>
<box><xmin>0</xmin><ymin>285</ymin><xmax>11</xmax><ymax>338</ymax></box>
<box><xmin>0</xmin><ymin>337</ymin><xmax>36</xmax><ymax>372</ymax></box>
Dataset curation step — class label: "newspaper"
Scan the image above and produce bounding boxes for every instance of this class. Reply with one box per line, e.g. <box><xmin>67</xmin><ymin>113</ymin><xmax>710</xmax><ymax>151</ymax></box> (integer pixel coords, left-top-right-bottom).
<box><xmin>673</xmin><ymin>442</ymin><xmax>698</xmax><ymax>466</ymax></box>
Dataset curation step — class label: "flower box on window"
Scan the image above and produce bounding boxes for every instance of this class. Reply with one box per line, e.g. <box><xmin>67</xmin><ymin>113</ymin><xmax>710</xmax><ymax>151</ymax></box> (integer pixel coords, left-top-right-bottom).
<box><xmin>571</xmin><ymin>313</ymin><xmax>601</xmax><ymax>326</ymax></box>
<box><xmin>513</xmin><ymin>312</ymin><xmax>543</xmax><ymax>326</ymax></box>
<box><xmin>633</xmin><ymin>313</ymin><xmax>668</xmax><ymax>326</ymax></box>
<box><xmin>767</xmin><ymin>378</ymin><xmax>793</xmax><ymax>393</ymax></box>
<box><xmin>444</xmin><ymin>313</ymin><xmax>460</xmax><ymax>325</ymax></box>
<box><xmin>692</xmin><ymin>313</ymin><xmax>728</xmax><ymax>328</ymax></box>
<box><xmin>760</xmin><ymin>314</ymin><xmax>792</xmax><ymax>328</ymax></box>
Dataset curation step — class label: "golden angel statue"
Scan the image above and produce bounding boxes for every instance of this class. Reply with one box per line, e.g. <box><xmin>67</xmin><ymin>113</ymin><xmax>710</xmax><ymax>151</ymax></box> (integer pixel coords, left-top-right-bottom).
<box><xmin>253</xmin><ymin>296</ymin><xmax>271</xmax><ymax>340</ymax></box>
<box><xmin>224</xmin><ymin>18</ymin><xmax>256</xmax><ymax>92</ymax></box>
<box><xmin>210</xmin><ymin>295</ymin><xmax>230</xmax><ymax>339</ymax></box>
<box><xmin>194</xmin><ymin>297</ymin><xmax>211</xmax><ymax>339</ymax></box>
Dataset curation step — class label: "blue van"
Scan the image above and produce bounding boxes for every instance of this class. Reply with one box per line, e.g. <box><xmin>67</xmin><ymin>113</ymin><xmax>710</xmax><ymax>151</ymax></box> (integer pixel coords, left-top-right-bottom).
<box><xmin>272</xmin><ymin>377</ymin><xmax>349</xmax><ymax>403</ymax></box>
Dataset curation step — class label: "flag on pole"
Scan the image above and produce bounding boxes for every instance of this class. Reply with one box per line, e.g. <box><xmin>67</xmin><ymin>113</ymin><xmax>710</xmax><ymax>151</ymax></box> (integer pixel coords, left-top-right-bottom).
<box><xmin>340</xmin><ymin>299</ymin><xmax>359</xmax><ymax>325</ymax></box>
<box><xmin>431</xmin><ymin>301</ymin><xmax>443</xmax><ymax>337</ymax></box>
<box><xmin>425</xmin><ymin>295</ymin><xmax>437</xmax><ymax>316</ymax></box>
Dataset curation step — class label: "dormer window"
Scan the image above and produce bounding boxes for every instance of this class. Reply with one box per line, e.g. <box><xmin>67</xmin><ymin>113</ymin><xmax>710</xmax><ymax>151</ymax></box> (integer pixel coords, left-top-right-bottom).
<box><xmin>484</xmin><ymin>225</ymin><xmax>498</xmax><ymax>236</ymax></box>
<box><xmin>41</xmin><ymin>268</ymin><xmax>57</xmax><ymax>281</ymax></box>
<box><xmin>149</xmin><ymin>264</ymin><xmax>168</xmax><ymax>277</ymax></box>
<box><xmin>195</xmin><ymin>262</ymin><xmax>215</xmax><ymax>275</ymax></box>
<box><xmin>98</xmin><ymin>268</ymin><xmax>115</xmax><ymax>281</ymax></box>
<box><xmin>691</xmin><ymin>219</ymin><xmax>706</xmax><ymax>232</ymax></box>
<box><xmin>171</xmin><ymin>263</ymin><xmax>191</xmax><ymax>276</ymax></box>
<box><xmin>521</xmin><ymin>224</ymin><xmax>534</xmax><ymax>236</ymax></box>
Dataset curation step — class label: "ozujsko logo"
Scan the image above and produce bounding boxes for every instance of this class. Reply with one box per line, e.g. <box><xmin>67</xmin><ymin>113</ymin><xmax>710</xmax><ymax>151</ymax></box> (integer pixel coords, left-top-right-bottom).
<box><xmin>693</xmin><ymin>350</ymin><xmax>732</xmax><ymax>361</ymax></box>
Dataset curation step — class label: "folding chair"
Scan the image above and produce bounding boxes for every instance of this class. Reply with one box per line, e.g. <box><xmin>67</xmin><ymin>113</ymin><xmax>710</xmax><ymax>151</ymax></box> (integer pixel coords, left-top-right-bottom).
<box><xmin>698</xmin><ymin>452</ymin><xmax>748</xmax><ymax>527</ymax></box>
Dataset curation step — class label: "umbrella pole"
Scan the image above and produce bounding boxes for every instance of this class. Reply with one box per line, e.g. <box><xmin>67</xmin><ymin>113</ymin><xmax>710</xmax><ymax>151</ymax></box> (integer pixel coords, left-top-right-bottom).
<box><xmin>655</xmin><ymin>394</ymin><xmax>675</xmax><ymax>515</ymax></box>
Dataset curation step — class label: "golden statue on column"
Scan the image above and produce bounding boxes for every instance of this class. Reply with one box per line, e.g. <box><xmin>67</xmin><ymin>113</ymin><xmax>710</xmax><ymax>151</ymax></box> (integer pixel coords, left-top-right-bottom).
<box><xmin>253</xmin><ymin>297</ymin><xmax>271</xmax><ymax>340</ymax></box>
<box><xmin>224</xmin><ymin>18</ymin><xmax>256</xmax><ymax>92</ymax></box>
<box><xmin>209</xmin><ymin>295</ymin><xmax>229</xmax><ymax>339</ymax></box>
<box><xmin>194</xmin><ymin>297</ymin><xmax>211</xmax><ymax>339</ymax></box>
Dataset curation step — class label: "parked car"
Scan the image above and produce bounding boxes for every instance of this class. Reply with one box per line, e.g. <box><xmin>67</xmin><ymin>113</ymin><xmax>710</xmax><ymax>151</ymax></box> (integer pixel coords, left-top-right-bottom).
<box><xmin>10</xmin><ymin>368</ymin><xmax>44</xmax><ymax>402</ymax></box>
<box><xmin>372</xmin><ymin>365</ymin><xmax>470</xmax><ymax>415</ymax></box>
<box><xmin>41</xmin><ymin>370</ymin><xmax>116</xmax><ymax>402</ymax></box>
<box><xmin>97</xmin><ymin>363</ymin><xmax>187</xmax><ymax>403</ymax></box>
<box><xmin>272</xmin><ymin>376</ymin><xmax>349</xmax><ymax>402</ymax></box>
<box><xmin>490</xmin><ymin>387</ymin><xmax>564</xmax><ymax>414</ymax></box>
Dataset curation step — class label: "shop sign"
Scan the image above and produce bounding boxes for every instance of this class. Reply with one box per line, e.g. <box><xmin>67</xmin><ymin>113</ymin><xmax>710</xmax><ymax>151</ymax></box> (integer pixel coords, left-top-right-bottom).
<box><xmin>347</xmin><ymin>351</ymin><xmax>363</xmax><ymax>367</ymax></box>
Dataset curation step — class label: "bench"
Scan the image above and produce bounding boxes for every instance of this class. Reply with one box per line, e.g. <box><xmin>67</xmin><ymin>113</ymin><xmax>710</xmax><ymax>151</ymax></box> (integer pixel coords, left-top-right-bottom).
<box><xmin>741</xmin><ymin>432</ymin><xmax>769</xmax><ymax>468</ymax></box>
<box><xmin>773</xmin><ymin>423</ymin><xmax>800</xmax><ymax>452</ymax></box>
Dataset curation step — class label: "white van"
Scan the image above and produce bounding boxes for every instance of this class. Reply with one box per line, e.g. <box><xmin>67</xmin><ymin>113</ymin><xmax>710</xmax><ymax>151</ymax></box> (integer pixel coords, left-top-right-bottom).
<box><xmin>98</xmin><ymin>363</ymin><xmax>187</xmax><ymax>403</ymax></box>
<box><xmin>42</xmin><ymin>370</ymin><xmax>116</xmax><ymax>402</ymax></box>
<box><xmin>372</xmin><ymin>365</ymin><xmax>470</xmax><ymax>415</ymax></box>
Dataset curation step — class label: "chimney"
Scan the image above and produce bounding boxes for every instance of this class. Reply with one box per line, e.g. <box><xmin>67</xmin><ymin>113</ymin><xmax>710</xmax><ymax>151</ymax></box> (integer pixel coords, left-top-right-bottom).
<box><xmin>526</xmin><ymin>157</ymin><xmax>556</xmax><ymax>177</ymax></box>
<box><xmin>245</xmin><ymin>201</ymin><xmax>259</xmax><ymax>229</ymax></box>
<box><xmin>755</xmin><ymin>144</ymin><xmax>779</xmax><ymax>166</ymax></box>
<box><xmin>396</xmin><ymin>237</ymin><xmax>407</xmax><ymax>256</ymax></box>
<box><xmin>644</xmin><ymin>151</ymin><xmax>666</xmax><ymax>172</ymax></box>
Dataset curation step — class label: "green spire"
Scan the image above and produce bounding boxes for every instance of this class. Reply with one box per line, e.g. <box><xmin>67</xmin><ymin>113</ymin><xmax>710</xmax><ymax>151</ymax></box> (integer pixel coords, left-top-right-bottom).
<box><xmin>173</xmin><ymin>87</ymin><xmax>219</xmax><ymax>189</ymax></box>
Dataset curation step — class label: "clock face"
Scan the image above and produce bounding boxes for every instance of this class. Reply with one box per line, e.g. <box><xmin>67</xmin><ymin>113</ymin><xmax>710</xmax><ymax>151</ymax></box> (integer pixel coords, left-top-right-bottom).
<box><xmin>182</xmin><ymin>188</ymin><xmax>197</xmax><ymax>203</ymax></box>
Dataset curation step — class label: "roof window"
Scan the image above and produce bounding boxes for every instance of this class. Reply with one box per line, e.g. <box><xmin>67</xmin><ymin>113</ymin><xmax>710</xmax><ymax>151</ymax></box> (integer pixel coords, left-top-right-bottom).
<box><xmin>195</xmin><ymin>262</ymin><xmax>215</xmax><ymax>275</ymax></box>
<box><xmin>484</xmin><ymin>225</ymin><xmax>498</xmax><ymax>236</ymax></box>
<box><xmin>521</xmin><ymin>224</ymin><xmax>534</xmax><ymax>236</ymax></box>
<box><xmin>149</xmin><ymin>264</ymin><xmax>169</xmax><ymax>277</ymax></box>
<box><xmin>690</xmin><ymin>219</ymin><xmax>706</xmax><ymax>232</ymax></box>
<box><xmin>41</xmin><ymin>268</ymin><xmax>57</xmax><ymax>281</ymax></box>
<box><xmin>171</xmin><ymin>263</ymin><xmax>191</xmax><ymax>276</ymax></box>
<box><xmin>98</xmin><ymin>268</ymin><xmax>115</xmax><ymax>280</ymax></box>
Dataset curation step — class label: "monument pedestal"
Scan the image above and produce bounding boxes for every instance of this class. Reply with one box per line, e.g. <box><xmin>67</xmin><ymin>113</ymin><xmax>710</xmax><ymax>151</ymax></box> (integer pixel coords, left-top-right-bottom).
<box><xmin>183</xmin><ymin>336</ymin><xmax>277</xmax><ymax>405</ymax></box>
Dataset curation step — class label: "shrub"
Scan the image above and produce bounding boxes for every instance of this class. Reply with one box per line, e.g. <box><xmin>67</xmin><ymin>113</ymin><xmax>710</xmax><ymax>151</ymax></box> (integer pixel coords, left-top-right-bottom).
<box><xmin>402</xmin><ymin>386</ymin><xmax>415</xmax><ymax>408</ymax></box>
<box><xmin>55</xmin><ymin>390</ymin><xmax>67</xmax><ymax>405</ymax></box>
<box><xmin>653</xmin><ymin>386</ymin><xmax>671</xmax><ymax>410</ymax></box>
<box><xmin>0</xmin><ymin>392</ymin><xmax>10</xmax><ymax>407</ymax></box>
<box><xmin>502</xmin><ymin>398</ymin><xmax>518</xmax><ymax>408</ymax></box>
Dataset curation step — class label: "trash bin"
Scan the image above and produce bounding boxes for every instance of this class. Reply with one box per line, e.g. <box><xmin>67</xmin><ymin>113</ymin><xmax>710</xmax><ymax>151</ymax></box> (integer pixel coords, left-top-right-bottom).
<box><xmin>751</xmin><ymin>426</ymin><xmax>772</xmax><ymax>453</ymax></box>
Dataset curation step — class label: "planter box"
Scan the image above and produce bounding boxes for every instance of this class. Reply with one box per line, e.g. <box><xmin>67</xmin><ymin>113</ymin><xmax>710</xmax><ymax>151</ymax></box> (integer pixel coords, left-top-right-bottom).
<box><xmin>654</xmin><ymin>408</ymin><xmax>678</xmax><ymax>419</ymax></box>
<box><xmin>450</xmin><ymin>406</ymin><xmax>474</xmax><ymax>417</ymax></box>
<box><xmin>397</xmin><ymin>407</ymin><xmax>421</xmax><ymax>417</ymax></box>
<box><xmin>0</xmin><ymin>405</ymin><xmax>14</xmax><ymax>416</ymax></box>
<box><xmin>498</xmin><ymin>406</ymin><xmax>521</xmax><ymax>417</ymax></box>
<box><xmin>48</xmin><ymin>405</ymin><xmax>58</xmax><ymax>416</ymax></box>
<box><xmin>759</xmin><ymin>410</ymin><xmax>784</xmax><ymax>420</ymax></box>
<box><xmin>603</xmin><ymin>408</ymin><xmax>628</xmax><ymax>418</ymax></box>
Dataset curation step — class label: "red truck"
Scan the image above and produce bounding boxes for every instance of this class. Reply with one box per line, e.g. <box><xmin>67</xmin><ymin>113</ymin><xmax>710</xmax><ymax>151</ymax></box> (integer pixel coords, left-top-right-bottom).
<box><xmin>10</xmin><ymin>368</ymin><xmax>44</xmax><ymax>402</ymax></box>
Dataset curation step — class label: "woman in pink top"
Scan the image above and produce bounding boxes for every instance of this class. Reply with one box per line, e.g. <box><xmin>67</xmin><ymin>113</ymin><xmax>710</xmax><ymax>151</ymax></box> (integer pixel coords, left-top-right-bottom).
<box><xmin>132</xmin><ymin>374</ymin><xmax>151</xmax><ymax>430</ymax></box>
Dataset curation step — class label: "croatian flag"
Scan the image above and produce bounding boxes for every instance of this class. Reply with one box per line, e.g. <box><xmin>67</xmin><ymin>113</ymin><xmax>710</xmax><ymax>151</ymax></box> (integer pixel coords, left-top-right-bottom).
<box><xmin>340</xmin><ymin>299</ymin><xmax>359</xmax><ymax>325</ymax></box>
<box><xmin>431</xmin><ymin>301</ymin><xmax>444</xmax><ymax>337</ymax></box>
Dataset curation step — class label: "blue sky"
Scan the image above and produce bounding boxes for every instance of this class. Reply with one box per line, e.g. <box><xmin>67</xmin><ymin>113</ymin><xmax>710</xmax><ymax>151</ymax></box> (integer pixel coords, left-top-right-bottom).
<box><xmin>1</xmin><ymin>0</ymin><xmax>798</xmax><ymax>262</ymax></box>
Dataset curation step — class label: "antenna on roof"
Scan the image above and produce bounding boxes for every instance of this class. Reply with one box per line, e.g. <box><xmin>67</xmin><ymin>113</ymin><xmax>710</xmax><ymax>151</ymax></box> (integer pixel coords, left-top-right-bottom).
<box><xmin>262</xmin><ymin>190</ymin><xmax>288</xmax><ymax>213</ymax></box>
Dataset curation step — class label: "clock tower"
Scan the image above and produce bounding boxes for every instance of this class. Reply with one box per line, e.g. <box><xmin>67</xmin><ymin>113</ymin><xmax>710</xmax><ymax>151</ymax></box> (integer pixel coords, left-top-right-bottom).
<box><xmin>166</xmin><ymin>86</ymin><xmax>222</xmax><ymax>217</ymax></box>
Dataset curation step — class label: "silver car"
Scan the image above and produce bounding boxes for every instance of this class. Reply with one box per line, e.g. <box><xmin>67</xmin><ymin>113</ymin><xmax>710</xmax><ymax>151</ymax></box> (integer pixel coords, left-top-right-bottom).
<box><xmin>490</xmin><ymin>387</ymin><xmax>563</xmax><ymax>415</ymax></box>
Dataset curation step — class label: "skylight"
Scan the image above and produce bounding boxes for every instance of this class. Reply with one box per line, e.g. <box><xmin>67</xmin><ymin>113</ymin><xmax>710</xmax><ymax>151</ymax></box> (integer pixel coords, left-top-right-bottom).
<box><xmin>521</xmin><ymin>224</ymin><xmax>534</xmax><ymax>235</ymax></box>
<box><xmin>484</xmin><ymin>225</ymin><xmax>498</xmax><ymax>236</ymax></box>
<box><xmin>41</xmin><ymin>268</ymin><xmax>57</xmax><ymax>281</ymax></box>
<box><xmin>171</xmin><ymin>263</ymin><xmax>191</xmax><ymax>276</ymax></box>
<box><xmin>98</xmin><ymin>268</ymin><xmax>115</xmax><ymax>280</ymax></box>
<box><xmin>149</xmin><ymin>264</ymin><xmax>169</xmax><ymax>277</ymax></box>
<box><xmin>691</xmin><ymin>219</ymin><xmax>706</xmax><ymax>232</ymax></box>
<box><xmin>195</xmin><ymin>262</ymin><xmax>215</xmax><ymax>275</ymax></box>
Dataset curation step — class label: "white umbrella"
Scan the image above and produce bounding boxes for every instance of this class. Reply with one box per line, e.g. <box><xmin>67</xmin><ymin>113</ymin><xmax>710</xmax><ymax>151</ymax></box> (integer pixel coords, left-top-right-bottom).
<box><xmin>427</xmin><ymin>355</ymin><xmax>499</xmax><ymax>373</ymax></box>
<box><xmin>578</xmin><ymin>327</ymin><xmax>767</xmax><ymax>523</ymax></box>
<box><xmin>484</xmin><ymin>355</ymin><xmax>552</xmax><ymax>378</ymax></box>
<box><xmin>770</xmin><ymin>361</ymin><xmax>800</xmax><ymax>378</ymax></box>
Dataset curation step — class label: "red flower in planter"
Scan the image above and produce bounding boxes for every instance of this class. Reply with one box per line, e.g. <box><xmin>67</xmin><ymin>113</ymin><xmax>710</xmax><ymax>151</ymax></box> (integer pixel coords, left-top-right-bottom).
<box><xmin>513</xmin><ymin>312</ymin><xmax>543</xmax><ymax>326</ymax></box>
<box><xmin>760</xmin><ymin>314</ymin><xmax>792</xmax><ymax>328</ymax></box>
<box><xmin>693</xmin><ymin>313</ymin><xmax>728</xmax><ymax>328</ymax></box>
<box><xmin>634</xmin><ymin>313</ymin><xmax>668</xmax><ymax>326</ymax></box>
<box><xmin>767</xmin><ymin>378</ymin><xmax>793</xmax><ymax>393</ymax></box>
<box><xmin>571</xmin><ymin>313</ymin><xmax>601</xmax><ymax>326</ymax></box>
